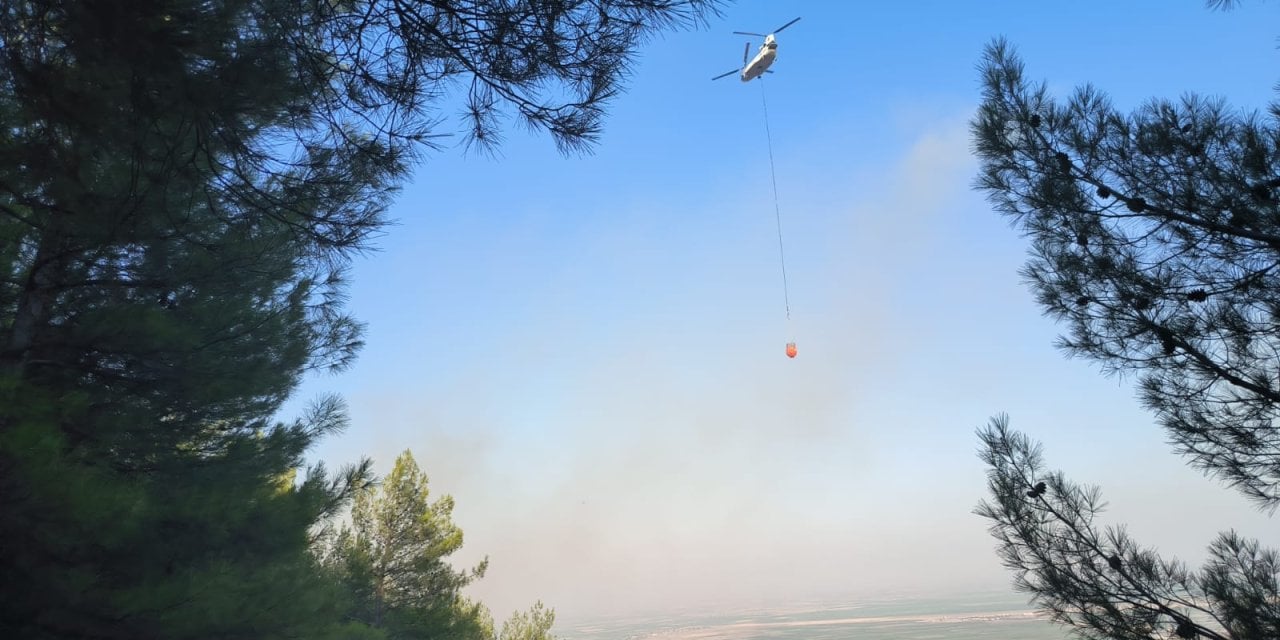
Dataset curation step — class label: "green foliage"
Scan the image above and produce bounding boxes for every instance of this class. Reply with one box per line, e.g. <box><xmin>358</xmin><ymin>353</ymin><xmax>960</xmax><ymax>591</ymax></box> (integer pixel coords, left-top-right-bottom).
<box><xmin>0</xmin><ymin>387</ymin><xmax>373</xmax><ymax>638</ymax></box>
<box><xmin>323</xmin><ymin>450</ymin><xmax>495</xmax><ymax>640</ymax></box>
<box><xmin>501</xmin><ymin>601</ymin><xmax>559</xmax><ymax>640</ymax></box>
<box><xmin>1</xmin><ymin>0</ymin><xmax>708</xmax><ymax>636</ymax></box>
<box><xmin>972</xmin><ymin>28</ymin><xmax>1280</xmax><ymax>640</ymax></box>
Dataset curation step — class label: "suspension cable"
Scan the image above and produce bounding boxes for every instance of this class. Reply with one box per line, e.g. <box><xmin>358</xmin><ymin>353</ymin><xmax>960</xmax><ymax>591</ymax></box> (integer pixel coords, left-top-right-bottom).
<box><xmin>759</xmin><ymin>78</ymin><xmax>792</xmax><ymax>321</ymax></box>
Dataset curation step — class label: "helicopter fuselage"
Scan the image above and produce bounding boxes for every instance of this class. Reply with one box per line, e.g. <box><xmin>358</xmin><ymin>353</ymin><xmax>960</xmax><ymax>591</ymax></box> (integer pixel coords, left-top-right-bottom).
<box><xmin>739</xmin><ymin>43</ymin><xmax>777</xmax><ymax>82</ymax></box>
<box><xmin>712</xmin><ymin>22</ymin><xmax>796</xmax><ymax>83</ymax></box>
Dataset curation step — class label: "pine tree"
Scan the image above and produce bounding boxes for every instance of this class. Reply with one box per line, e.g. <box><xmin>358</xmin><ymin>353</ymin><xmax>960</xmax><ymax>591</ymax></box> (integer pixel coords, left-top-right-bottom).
<box><xmin>0</xmin><ymin>1</ymin><xmax>720</xmax><ymax>636</ymax></box>
<box><xmin>977</xmin><ymin>416</ymin><xmax>1279</xmax><ymax>640</ymax></box>
<box><xmin>970</xmin><ymin>7</ymin><xmax>1280</xmax><ymax>639</ymax></box>
<box><xmin>323</xmin><ymin>450</ymin><xmax>493</xmax><ymax>640</ymax></box>
<box><xmin>500</xmin><ymin>601</ymin><xmax>559</xmax><ymax>640</ymax></box>
<box><xmin>973</xmin><ymin>35</ymin><xmax>1280</xmax><ymax>507</ymax></box>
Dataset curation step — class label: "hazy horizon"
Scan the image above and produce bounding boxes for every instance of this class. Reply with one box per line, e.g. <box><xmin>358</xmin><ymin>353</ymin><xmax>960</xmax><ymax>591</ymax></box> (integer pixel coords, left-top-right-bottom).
<box><xmin>276</xmin><ymin>0</ymin><xmax>1280</xmax><ymax>626</ymax></box>
<box><xmin>553</xmin><ymin>588</ymin><xmax>1071</xmax><ymax>639</ymax></box>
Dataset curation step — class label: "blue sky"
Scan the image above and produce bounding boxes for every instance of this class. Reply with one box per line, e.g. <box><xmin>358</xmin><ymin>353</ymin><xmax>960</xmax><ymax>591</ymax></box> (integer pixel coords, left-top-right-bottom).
<box><xmin>281</xmin><ymin>0</ymin><xmax>1280</xmax><ymax>624</ymax></box>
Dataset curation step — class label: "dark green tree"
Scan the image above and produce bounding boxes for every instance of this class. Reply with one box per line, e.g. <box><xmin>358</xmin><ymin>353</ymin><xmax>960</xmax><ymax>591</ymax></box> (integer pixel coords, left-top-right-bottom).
<box><xmin>977</xmin><ymin>416</ymin><xmax>1278</xmax><ymax>640</ymax></box>
<box><xmin>972</xmin><ymin>37</ymin><xmax>1280</xmax><ymax>509</ymax></box>
<box><xmin>0</xmin><ymin>1</ymin><xmax>720</xmax><ymax>637</ymax></box>
<box><xmin>970</xmin><ymin>5</ymin><xmax>1280</xmax><ymax>638</ymax></box>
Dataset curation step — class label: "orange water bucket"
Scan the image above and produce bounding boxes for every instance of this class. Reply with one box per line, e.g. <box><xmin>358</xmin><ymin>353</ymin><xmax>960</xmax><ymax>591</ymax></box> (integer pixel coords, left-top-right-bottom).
<box><xmin>785</xmin><ymin>342</ymin><xmax>797</xmax><ymax>358</ymax></box>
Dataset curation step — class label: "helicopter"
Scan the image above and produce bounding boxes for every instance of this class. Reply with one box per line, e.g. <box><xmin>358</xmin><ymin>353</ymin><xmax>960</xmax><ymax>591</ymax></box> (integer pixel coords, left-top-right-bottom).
<box><xmin>711</xmin><ymin>17</ymin><xmax>801</xmax><ymax>82</ymax></box>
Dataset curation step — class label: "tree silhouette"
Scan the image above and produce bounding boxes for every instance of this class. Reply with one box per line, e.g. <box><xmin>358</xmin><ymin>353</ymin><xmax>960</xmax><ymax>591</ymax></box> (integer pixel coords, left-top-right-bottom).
<box><xmin>971</xmin><ymin>6</ymin><xmax>1280</xmax><ymax>637</ymax></box>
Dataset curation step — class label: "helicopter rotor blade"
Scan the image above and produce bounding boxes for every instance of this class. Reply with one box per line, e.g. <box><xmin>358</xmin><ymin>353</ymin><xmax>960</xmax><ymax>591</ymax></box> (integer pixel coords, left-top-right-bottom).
<box><xmin>711</xmin><ymin>69</ymin><xmax>738</xmax><ymax>81</ymax></box>
<box><xmin>773</xmin><ymin>17</ymin><xmax>801</xmax><ymax>34</ymax></box>
<box><xmin>733</xmin><ymin>30</ymin><xmax>766</xmax><ymax>37</ymax></box>
<box><xmin>742</xmin><ymin>41</ymin><xmax>750</xmax><ymax>64</ymax></box>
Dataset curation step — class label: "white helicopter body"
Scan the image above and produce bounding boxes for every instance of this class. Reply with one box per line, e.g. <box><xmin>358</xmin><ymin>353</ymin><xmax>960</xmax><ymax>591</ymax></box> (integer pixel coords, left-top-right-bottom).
<box><xmin>739</xmin><ymin>36</ymin><xmax>778</xmax><ymax>82</ymax></box>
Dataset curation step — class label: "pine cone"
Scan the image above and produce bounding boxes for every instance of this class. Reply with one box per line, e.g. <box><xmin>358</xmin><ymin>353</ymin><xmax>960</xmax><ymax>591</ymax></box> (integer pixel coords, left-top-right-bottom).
<box><xmin>1174</xmin><ymin>619</ymin><xmax>1197</xmax><ymax>639</ymax></box>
